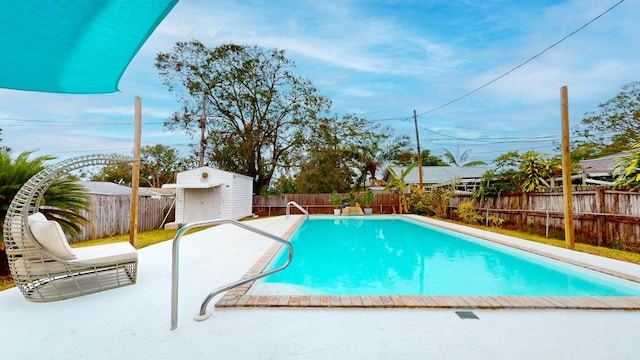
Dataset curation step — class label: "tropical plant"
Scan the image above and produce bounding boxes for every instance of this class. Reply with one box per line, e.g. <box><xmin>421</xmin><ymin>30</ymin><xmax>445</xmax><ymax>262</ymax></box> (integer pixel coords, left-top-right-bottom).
<box><xmin>331</xmin><ymin>191</ymin><xmax>342</xmax><ymax>209</ymax></box>
<box><xmin>354</xmin><ymin>131</ymin><xmax>412</xmax><ymax>188</ymax></box>
<box><xmin>383</xmin><ymin>162</ymin><xmax>418</xmax><ymax>214</ymax></box>
<box><xmin>0</xmin><ymin>151</ymin><xmax>90</xmax><ymax>276</ymax></box>
<box><xmin>442</xmin><ymin>148</ymin><xmax>487</xmax><ymax>167</ymax></box>
<box><xmin>613</xmin><ymin>143</ymin><xmax>640</xmax><ymax>190</ymax></box>
<box><xmin>363</xmin><ymin>190</ymin><xmax>373</xmax><ymax>208</ymax></box>
<box><xmin>473</xmin><ymin>151</ymin><xmax>561</xmax><ymax>198</ymax></box>
<box><xmin>519</xmin><ymin>151</ymin><xmax>560</xmax><ymax>192</ymax></box>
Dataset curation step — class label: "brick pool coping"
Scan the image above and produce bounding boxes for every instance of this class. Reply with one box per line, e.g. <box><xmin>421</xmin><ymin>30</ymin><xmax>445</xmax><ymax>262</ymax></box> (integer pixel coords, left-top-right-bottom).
<box><xmin>216</xmin><ymin>216</ymin><xmax>640</xmax><ymax>310</ymax></box>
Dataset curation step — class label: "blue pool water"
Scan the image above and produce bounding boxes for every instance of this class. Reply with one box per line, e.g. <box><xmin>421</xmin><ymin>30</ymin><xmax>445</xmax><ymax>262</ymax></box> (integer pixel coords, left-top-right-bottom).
<box><xmin>260</xmin><ymin>217</ymin><xmax>640</xmax><ymax>296</ymax></box>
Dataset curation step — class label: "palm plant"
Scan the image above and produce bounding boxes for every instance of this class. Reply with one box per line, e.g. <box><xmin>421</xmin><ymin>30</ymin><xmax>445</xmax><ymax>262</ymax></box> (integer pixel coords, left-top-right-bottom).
<box><xmin>613</xmin><ymin>143</ymin><xmax>640</xmax><ymax>190</ymax></box>
<box><xmin>442</xmin><ymin>148</ymin><xmax>487</xmax><ymax>167</ymax></box>
<box><xmin>1</xmin><ymin>151</ymin><xmax>90</xmax><ymax>276</ymax></box>
<box><xmin>383</xmin><ymin>162</ymin><xmax>418</xmax><ymax>214</ymax></box>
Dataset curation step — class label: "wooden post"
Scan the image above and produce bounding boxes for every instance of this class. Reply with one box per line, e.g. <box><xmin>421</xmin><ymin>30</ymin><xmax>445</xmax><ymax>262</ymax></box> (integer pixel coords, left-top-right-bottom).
<box><xmin>595</xmin><ymin>187</ymin><xmax>606</xmax><ymax>246</ymax></box>
<box><xmin>414</xmin><ymin>110</ymin><xmax>423</xmax><ymax>190</ymax></box>
<box><xmin>560</xmin><ymin>86</ymin><xmax>575</xmax><ymax>249</ymax></box>
<box><xmin>520</xmin><ymin>192</ymin><xmax>528</xmax><ymax>231</ymax></box>
<box><xmin>129</xmin><ymin>96</ymin><xmax>142</xmax><ymax>247</ymax></box>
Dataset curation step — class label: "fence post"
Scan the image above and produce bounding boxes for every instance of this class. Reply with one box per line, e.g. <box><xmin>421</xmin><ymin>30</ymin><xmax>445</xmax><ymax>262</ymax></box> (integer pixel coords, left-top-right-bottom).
<box><xmin>545</xmin><ymin>210</ymin><xmax>550</xmax><ymax>238</ymax></box>
<box><xmin>596</xmin><ymin>187</ymin><xmax>605</xmax><ymax>246</ymax></box>
<box><xmin>521</xmin><ymin>192</ymin><xmax>528</xmax><ymax>231</ymax></box>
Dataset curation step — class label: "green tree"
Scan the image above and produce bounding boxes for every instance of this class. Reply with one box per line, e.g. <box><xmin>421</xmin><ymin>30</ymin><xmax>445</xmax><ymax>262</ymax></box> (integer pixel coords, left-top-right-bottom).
<box><xmin>265</xmin><ymin>175</ymin><xmax>297</xmax><ymax>195</ymax></box>
<box><xmin>156</xmin><ymin>41</ymin><xmax>331</xmax><ymax>194</ymax></box>
<box><xmin>139</xmin><ymin>144</ymin><xmax>182</xmax><ymax>187</ymax></box>
<box><xmin>295</xmin><ymin>115</ymin><xmax>362</xmax><ymax>193</ymax></box>
<box><xmin>442</xmin><ymin>148</ymin><xmax>487</xmax><ymax>167</ymax></box>
<box><xmin>0</xmin><ymin>151</ymin><xmax>90</xmax><ymax>276</ymax></box>
<box><xmin>395</xmin><ymin>149</ymin><xmax>447</xmax><ymax>166</ymax></box>
<box><xmin>91</xmin><ymin>162</ymin><xmax>132</xmax><ymax>185</ymax></box>
<box><xmin>574</xmin><ymin>81</ymin><xmax>640</xmax><ymax>156</ymax></box>
<box><xmin>92</xmin><ymin>145</ymin><xmax>184</xmax><ymax>187</ymax></box>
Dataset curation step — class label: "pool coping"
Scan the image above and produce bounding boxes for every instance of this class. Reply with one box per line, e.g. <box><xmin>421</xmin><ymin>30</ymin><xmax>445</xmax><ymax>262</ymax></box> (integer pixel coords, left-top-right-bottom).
<box><xmin>216</xmin><ymin>215</ymin><xmax>640</xmax><ymax>310</ymax></box>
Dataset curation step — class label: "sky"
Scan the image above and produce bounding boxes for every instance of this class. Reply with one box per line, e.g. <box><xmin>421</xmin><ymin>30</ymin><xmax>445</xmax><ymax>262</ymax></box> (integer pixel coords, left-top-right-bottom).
<box><xmin>1</xmin><ymin>0</ymin><xmax>638</xmax><ymax>166</ymax></box>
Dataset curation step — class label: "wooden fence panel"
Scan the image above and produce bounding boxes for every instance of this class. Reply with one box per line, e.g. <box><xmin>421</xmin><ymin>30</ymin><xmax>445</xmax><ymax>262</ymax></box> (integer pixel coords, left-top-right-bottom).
<box><xmin>252</xmin><ymin>189</ymin><xmax>640</xmax><ymax>251</ymax></box>
<box><xmin>71</xmin><ymin>195</ymin><xmax>174</xmax><ymax>243</ymax></box>
<box><xmin>252</xmin><ymin>193</ymin><xmax>401</xmax><ymax>217</ymax></box>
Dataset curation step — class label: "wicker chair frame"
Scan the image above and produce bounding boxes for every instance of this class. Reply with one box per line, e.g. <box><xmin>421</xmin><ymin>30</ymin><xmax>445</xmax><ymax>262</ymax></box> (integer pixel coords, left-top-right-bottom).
<box><xmin>3</xmin><ymin>153</ymin><xmax>139</xmax><ymax>302</ymax></box>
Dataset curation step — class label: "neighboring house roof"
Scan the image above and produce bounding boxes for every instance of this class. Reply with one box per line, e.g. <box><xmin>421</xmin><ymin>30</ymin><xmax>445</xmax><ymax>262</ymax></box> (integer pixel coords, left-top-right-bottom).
<box><xmin>382</xmin><ymin>166</ymin><xmax>493</xmax><ymax>185</ymax></box>
<box><xmin>78</xmin><ymin>181</ymin><xmax>158</xmax><ymax>196</ymax></box>
<box><xmin>143</xmin><ymin>187</ymin><xmax>176</xmax><ymax>196</ymax></box>
<box><xmin>579</xmin><ymin>152</ymin><xmax>630</xmax><ymax>176</ymax></box>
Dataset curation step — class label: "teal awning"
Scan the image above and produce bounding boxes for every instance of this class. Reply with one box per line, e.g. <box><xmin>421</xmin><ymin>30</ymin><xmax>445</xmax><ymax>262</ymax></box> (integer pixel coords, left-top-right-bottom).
<box><xmin>0</xmin><ymin>0</ymin><xmax>178</xmax><ymax>94</ymax></box>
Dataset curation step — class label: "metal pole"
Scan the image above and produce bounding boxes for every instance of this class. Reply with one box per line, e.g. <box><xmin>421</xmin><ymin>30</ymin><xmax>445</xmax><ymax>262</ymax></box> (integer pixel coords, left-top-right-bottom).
<box><xmin>414</xmin><ymin>110</ymin><xmax>424</xmax><ymax>189</ymax></box>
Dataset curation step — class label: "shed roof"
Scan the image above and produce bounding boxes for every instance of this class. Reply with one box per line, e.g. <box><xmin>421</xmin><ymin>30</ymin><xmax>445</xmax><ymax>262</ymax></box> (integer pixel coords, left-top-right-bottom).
<box><xmin>178</xmin><ymin>166</ymin><xmax>253</xmax><ymax>180</ymax></box>
<box><xmin>162</xmin><ymin>182</ymin><xmax>223</xmax><ymax>189</ymax></box>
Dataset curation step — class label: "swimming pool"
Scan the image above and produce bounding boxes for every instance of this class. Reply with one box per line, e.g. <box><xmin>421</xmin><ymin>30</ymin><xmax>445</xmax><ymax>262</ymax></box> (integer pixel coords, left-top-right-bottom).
<box><xmin>253</xmin><ymin>217</ymin><xmax>640</xmax><ymax>296</ymax></box>
<box><xmin>216</xmin><ymin>215</ymin><xmax>640</xmax><ymax>310</ymax></box>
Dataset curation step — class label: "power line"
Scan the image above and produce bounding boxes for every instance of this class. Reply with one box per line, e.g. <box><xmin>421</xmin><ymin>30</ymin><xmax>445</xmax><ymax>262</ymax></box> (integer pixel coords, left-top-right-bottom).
<box><xmin>0</xmin><ymin>117</ymin><xmax>165</xmax><ymax>127</ymax></box>
<box><xmin>415</xmin><ymin>0</ymin><xmax>625</xmax><ymax>118</ymax></box>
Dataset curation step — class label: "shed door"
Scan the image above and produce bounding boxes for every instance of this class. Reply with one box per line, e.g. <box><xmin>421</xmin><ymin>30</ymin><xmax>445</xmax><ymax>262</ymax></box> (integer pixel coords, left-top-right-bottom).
<box><xmin>183</xmin><ymin>188</ymin><xmax>218</xmax><ymax>222</ymax></box>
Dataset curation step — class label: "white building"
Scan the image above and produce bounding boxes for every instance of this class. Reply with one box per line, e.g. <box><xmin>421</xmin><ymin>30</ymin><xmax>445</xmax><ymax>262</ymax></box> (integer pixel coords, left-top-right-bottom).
<box><xmin>162</xmin><ymin>167</ymin><xmax>253</xmax><ymax>227</ymax></box>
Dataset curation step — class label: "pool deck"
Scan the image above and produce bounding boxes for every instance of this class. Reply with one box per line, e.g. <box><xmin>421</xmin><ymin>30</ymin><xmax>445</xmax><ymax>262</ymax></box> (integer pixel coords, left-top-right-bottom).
<box><xmin>2</xmin><ymin>215</ymin><xmax>640</xmax><ymax>359</ymax></box>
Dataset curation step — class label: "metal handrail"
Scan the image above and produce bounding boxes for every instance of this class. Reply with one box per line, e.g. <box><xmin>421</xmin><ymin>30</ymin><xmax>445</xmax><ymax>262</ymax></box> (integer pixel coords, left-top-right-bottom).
<box><xmin>286</xmin><ymin>201</ymin><xmax>309</xmax><ymax>219</ymax></box>
<box><xmin>170</xmin><ymin>218</ymin><xmax>294</xmax><ymax>330</ymax></box>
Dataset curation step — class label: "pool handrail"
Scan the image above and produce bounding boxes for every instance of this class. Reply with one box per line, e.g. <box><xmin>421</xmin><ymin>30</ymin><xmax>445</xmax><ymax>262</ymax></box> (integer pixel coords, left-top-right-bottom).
<box><xmin>170</xmin><ymin>218</ymin><xmax>293</xmax><ymax>330</ymax></box>
<box><xmin>286</xmin><ymin>201</ymin><xmax>309</xmax><ymax>219</ymax></box>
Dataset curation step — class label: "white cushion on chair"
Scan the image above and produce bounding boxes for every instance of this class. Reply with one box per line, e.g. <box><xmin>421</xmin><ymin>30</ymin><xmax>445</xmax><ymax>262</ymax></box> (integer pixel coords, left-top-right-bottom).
<box><xmin>28</xmin><ymin>213</ymin><xmax>76</xmax><ymax>260</ymax></box>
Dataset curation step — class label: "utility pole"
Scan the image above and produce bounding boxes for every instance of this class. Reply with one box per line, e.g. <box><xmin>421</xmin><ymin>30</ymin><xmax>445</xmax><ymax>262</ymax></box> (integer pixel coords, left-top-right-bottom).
<box><xmin>199</xmin><ymin>91</ymin><xmax>206</xmax><ymax>167</ymax></box>
<box><xmin>560</xmin><ymin>86</ymin><xmax>575</xmax><ymax>249</ymax></box>
<box><xmin>414</xmin><ymin>110</ymin><xmax>423</xmax><ymax>190</ymax></box>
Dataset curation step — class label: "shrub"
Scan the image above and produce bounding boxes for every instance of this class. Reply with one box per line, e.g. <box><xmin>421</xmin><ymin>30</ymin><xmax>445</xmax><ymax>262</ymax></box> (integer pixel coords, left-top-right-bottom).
<box><xmin>409</xmin><ymin>187</ymin><xmax>453</xmax><ymax>218</ymax></box>
<box><xmin>455</xmin><ymin>201</ymin><xmax>483</xmax><ymax>224</ymax></box>
<box><xmin>487</xmin><ymin>215</ymin><xmax>504</xmax><ymax>228</ymax></box>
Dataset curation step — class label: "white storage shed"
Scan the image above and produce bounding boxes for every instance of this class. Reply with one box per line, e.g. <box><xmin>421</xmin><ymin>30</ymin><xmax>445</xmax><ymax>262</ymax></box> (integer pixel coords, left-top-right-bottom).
<box><xmin>162</xmin><ymin>167</ymin><xmax>253</xmax><ymax>224</ymax></box>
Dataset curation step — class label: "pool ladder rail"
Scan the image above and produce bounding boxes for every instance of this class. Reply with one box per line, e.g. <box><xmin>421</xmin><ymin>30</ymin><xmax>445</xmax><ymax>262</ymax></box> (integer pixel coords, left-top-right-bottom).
<box><xmin>170</xmin><ymin>218</ymin><xmax>294</xmax><ymax>330</ymax></box>
<box><xmin>286</xmin><ymin>201</ymin><xmax>309</xmax><ymax>219</ymax></box>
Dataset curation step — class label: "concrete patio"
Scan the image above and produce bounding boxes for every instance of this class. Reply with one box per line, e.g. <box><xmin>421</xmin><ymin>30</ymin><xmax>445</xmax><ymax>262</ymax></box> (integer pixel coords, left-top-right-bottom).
<box><xmin>2</xmin><ymin>215</ymin><xmax>640</xmax><ymax>359</ymax></box>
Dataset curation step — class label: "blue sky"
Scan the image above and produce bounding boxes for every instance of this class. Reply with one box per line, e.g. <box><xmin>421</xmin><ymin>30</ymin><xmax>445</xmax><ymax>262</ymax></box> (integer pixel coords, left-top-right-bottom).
<box><xmin>1</xmin><ymin>0</ymin><xmax>638</xmax><ymax>165</ymax></box>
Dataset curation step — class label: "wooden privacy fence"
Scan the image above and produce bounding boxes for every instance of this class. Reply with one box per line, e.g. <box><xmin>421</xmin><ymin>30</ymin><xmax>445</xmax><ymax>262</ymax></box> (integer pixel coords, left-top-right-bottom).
<box><xmin>252</xmin><ymin>193</ymin><xmax>400</xmax><ymax>217</ymax></box>
<box><xmin>450</xmin><ymin>187</ymin><xmax>640</xmax><ymax>251</ymax></box>
<box><xmin>70</xmin><ymin>195</ymin><xmax>174</xmax><ymax>243</ymax></box>
<box><xmin>253</xmin><ymin>188</ymin><xmax>640</xmax><ymax>251</ymax></box>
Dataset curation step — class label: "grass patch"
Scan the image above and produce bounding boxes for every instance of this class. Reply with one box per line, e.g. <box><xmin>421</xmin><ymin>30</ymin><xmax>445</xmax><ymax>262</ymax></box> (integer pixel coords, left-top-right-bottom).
<box><xmin>457</xmin><ymin>222</ymin><xmax>640</xmax><ymax>265</ymax></box>
<box><xmin>71</xmin><ymin>228</ymin><xmax>181</xmax><ymax>249</ymax></box>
